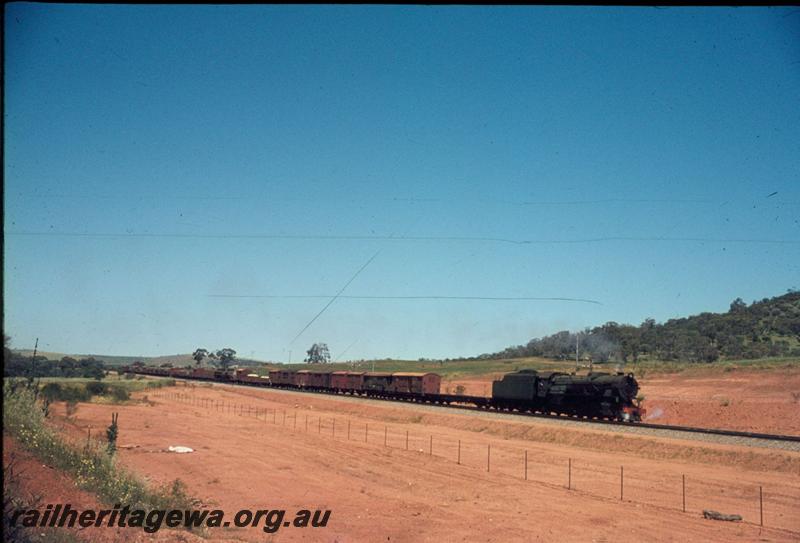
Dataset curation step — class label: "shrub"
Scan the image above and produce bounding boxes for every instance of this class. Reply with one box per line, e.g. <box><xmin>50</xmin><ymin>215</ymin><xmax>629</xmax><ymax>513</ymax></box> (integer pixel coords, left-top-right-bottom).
<box><xmin>40</xmin><ymin>382</ymin><xmax>63</xmax><ymax>402</ymax></box>
<box><xmin>109</xmin><ymin>387</ymin><xmax>130</xmax><ymax>402</ymax></box>
<box><xmin>86</xmin><ymin>382</ymin><xmax>108</xmax><ymax>396</ymax></box>
<box><xmin>61</xmin><ymin>386</ymin><xmax>92</xmax><ymax>403</ymax></box>
<box><xmin>106</xmin><ymin>413</ymin><xmax>119</xmax><ymax>456</ymax></box>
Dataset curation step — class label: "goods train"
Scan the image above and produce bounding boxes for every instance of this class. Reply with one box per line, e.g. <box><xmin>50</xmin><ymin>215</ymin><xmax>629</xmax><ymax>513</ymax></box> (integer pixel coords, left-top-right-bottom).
<box><xmin>122</xmin><ymin>363</ymin><xmax>644</xmax><ymax>422</ymax></box>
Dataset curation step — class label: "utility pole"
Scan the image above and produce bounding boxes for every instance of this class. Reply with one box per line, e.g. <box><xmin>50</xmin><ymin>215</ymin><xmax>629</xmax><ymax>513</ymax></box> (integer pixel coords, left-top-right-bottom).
<box><xmin>575</xmin><ymin>332</ymin><xmax>579</xmax><ymax>373</ymax></box>
<box><xmin>30</xmin><ymin>337</ymin><xmax>39</xmax><ymax>382</ymax></box>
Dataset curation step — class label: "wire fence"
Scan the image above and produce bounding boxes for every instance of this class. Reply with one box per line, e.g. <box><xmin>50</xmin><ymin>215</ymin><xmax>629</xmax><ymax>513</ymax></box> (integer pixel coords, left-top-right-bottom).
<box><xmin>149</xmin><ymin>388</ymin><xmax>800</xmax><ymax>534</ymax></box>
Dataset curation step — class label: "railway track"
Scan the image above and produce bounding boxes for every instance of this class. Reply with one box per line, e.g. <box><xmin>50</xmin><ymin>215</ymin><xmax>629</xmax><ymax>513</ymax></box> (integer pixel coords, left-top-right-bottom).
<box><xmin>163</xmin><ymin>375</ymin><xmax>800</xmax><ymax>447</ymax></box>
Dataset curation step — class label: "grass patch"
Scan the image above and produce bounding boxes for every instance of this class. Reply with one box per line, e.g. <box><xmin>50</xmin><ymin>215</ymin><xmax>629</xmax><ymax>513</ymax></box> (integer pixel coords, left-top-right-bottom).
<box><xmin>24</xmin><ymin>377</ymin><xmax>176</xmax><ymax>405</ymax></box>
<box><xmin>3</xmin><ymin>382</ymin><xmax>193</xmax><ymax>511</ymax></box>
<box><xmin>33</xmin><ymin>376</ymin><xmax>175</xmax><ymax>391</ymax></box>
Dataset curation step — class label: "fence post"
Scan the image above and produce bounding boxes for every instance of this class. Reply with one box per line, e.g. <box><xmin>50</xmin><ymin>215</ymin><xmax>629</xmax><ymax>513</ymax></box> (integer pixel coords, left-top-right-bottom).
<box><xmin>524</xmin><ymin>450</ymin><xmax>528</xmax><ymax>480</ymax></box>
<box><xmin>620</xmin><ymin>466</ymin><xmax>624</xmax><ymax>501</ymax></box>
<box><xmin>682</xmin><ymin>475</ymin><xmax>686</xmax><ymax>512</ymax></box>
<box><xmin>568</xmin><ymin>458</ymin><xmax>572</xmax><ymax>490</ymax></box>
<box><xmin>759</xmin><ymin>486</ymin><xmax>763</xmax><ymax>527</ymax></box>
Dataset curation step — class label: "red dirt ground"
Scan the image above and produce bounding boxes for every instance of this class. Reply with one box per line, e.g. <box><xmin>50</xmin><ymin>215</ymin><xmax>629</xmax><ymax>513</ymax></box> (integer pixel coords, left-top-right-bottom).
<box><xmin>32</xmin><ymin>382</ymin><xmax>800</xmax><ymax>542</ymax></box>
<box><xmin>443</xmin><ymin>367</ymin><xmax>800</xmax><ymax>436</ymax></box>
<box><xmin>2</xmin><ymin>435</ymin><xmax>207</xmax><ymax>543</ymax></box>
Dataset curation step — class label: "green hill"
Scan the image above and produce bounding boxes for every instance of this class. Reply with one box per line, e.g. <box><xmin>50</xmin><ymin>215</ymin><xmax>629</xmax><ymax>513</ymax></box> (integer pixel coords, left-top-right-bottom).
<box><xmin>483</xmin><ymin>291</ymin><xmax>800</xmax><ymax>363</ymax></box>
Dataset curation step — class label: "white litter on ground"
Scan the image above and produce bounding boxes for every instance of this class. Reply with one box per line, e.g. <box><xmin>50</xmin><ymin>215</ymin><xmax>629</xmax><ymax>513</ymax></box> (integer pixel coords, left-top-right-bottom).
<box><xmin>167</xmin><ymin>446</ymin><xmax>194</xmax><ymax>453</ymax></box>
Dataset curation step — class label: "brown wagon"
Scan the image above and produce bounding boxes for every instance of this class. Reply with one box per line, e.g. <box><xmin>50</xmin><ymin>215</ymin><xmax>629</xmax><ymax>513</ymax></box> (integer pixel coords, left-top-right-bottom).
<box><xmin>268</xmin><ymin>369</ymin><xmax>297</xmax><ymax>387</ymax></box>
<box><xmin>306</xmin><ymin>371</ymin><xmax>332</xmax><ymax>390</ymax></box>
<box><xmin>295</xmin><ymin>370</ymin><xmax>311</xmax><ymax>388</ymax></box>
<box><xmin>191</xmin><ymin>367</ymin><xmax>216</xmax><ymax>380</ymax></box>
<box><xmin>330</xmin><ymin>371</ymin><xmax>349</xmax><ymax>391</ymax></box>
<box><xmin>331</xmin><ymin>371</ymin><xmax>364</xmax><ymax>392</ymax></box>
<box><xmin>363</xmin><ymin>372</ymin><xmax>393</xmax><ymax>393</ymax></box>
<box><xmin>390</xmin><ymin>372</ymin><xmax>441</xmax><ymax>395</ymax></box>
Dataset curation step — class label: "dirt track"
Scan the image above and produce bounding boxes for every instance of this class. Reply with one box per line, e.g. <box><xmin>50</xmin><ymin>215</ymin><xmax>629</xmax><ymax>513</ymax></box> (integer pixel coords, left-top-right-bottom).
<box><xmin>41</xmin><ymin>382</ymin><xmax>800</xmax><ymax>542</ymax></box>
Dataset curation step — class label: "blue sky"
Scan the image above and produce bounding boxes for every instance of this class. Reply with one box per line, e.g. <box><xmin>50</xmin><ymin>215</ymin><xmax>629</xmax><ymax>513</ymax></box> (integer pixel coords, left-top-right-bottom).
<box><xmin>5</xmin><ymin>5</ymin><xmax>799</xmax><ymax>361</ymax></box>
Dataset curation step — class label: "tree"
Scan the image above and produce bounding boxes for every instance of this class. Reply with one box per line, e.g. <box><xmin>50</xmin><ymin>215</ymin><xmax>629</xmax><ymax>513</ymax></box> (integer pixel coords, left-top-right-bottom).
<box><xmin>192</xmin><ymin>348</ymin><xmax>209</xmax><ymax>366</ymax></box>
<box><xmin>729</xmin><ymin>298</ymin><xmax>747</xmax><ymax>312</ymax></box>
<box><xmin>215</xmin><ymin>348</ymin><xmax>237</xmax><ymax>369</ymax></box>
<box><xmin>305</xmin><ymin>343</ymin><xmax>331</xmax><ymax>364</ymax></box>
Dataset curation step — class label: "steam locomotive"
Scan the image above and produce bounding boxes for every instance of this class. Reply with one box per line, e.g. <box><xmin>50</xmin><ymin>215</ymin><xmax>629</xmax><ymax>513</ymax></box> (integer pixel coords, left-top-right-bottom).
<box><xmin>491</xmin><ymin>370</ymin><xmax>643</xmax><ymax>421</ymax></box>
<box><xmin>122</xmin><ymin>364</ymin><xmax>644</xmax><ymax>422</ymax></box>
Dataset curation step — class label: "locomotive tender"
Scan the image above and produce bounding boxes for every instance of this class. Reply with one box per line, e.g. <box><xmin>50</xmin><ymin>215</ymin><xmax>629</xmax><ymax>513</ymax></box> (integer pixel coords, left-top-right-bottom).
<box><xmin>123</xmin><ymin>364</ymin><xmax>644</xmax><ymax>422</ymax></box>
